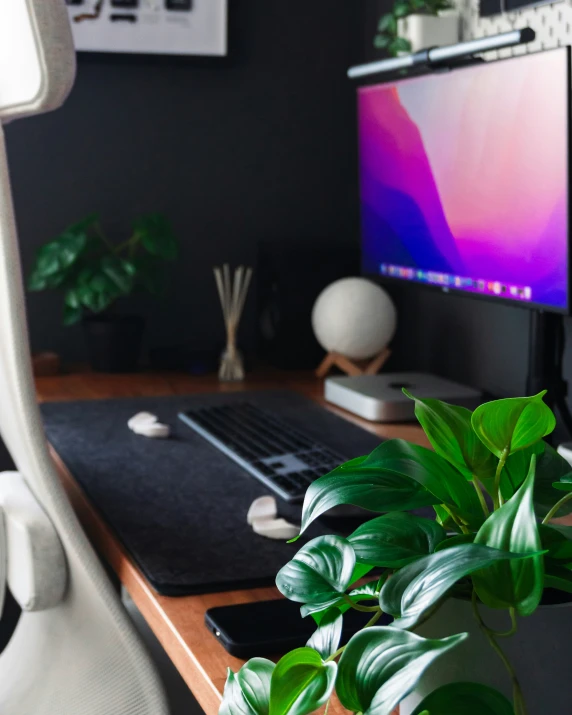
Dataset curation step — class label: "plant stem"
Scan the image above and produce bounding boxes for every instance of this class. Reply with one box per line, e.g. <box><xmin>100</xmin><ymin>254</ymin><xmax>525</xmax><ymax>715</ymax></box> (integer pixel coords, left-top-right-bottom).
<box><xmin>342</xmin><ymin>595</ymin><xmax>380</xmax><ymax>612</ymax></box>
<box><xmin>471</xmin><ymin>591</ymin><xmax>527</xmax><ymax>714</ymax></box>
<box><xmin>542</xmin><ymin>492</ymin><xmax>572</xmax><ymax>524</ymax></box>
<box><xmin>113</xmin><ymin>234</ymin><xmax>139</xmax><ymax>255</ymax></box>
<box><xmin>324</xmin><ymin>610</ymin><xmax>383</xmax><ymax>663</ymax></box>
<box><xmin>363</xmin><ymin>609</ymin><xmax>383</xmax><ymax>628</ymax></box>
<box><xmin>95</xmin><ymin>224</ymin><xmax>115</xmax><ymax>252</ymax></box>
<box><xmin>325</xmin><ymin>645</ymin><xmax>345</xmax><ymax>662</ymax></box>
<box><xmin>471</xmin><ymin>477</ymin><xmax>490</xmax><ymax>517</ymax></box>
<box><xmin>441</xmin><ymin>505</ymin><xmax>470</xmax><ymax>534</ymax></box>
<box><xmin>493</xmin><ymin>447</ymin><xmax>510</xmax><ymax>511</ymax></box>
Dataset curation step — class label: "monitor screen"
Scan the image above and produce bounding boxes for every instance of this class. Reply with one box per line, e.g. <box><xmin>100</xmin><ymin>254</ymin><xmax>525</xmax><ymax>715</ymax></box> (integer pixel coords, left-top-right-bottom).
<box><xmin>359</xmin><ymin>48</ymin><xmax>570</xmax><ymax>313</ymax></box>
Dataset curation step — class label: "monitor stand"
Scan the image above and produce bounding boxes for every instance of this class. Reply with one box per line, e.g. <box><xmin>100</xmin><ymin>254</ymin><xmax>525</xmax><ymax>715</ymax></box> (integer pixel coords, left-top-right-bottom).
<box><xmin>324</xmin><ymin>372</ymin><xmax>482</xmax><ymax>423</ymax></box>
<box><xmin>526</xmin><ymin>311</ymin><xmax>572</xmax><ymax>439</ymax></box>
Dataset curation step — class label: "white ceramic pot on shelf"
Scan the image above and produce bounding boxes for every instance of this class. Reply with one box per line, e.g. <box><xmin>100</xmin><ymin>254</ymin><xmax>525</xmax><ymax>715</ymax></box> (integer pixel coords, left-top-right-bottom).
<box><xmin>399</xmin><ymin>596</ymin><xmax>572</xmax><ymax>714</ymax></box>
<box><xmin>397</xmin><ymin>10</ymin><xmax>460</xmax><ymax>54</ymax></box>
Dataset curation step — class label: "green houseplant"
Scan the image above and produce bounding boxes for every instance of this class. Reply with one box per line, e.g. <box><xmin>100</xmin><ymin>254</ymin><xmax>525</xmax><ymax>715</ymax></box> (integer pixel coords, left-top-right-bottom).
<box><xmin>221</xmin><ymin>391</ymin><xmax>572</xmax><ymax>715</ymax></box>
<box><xmin>374</xmin><ymin>0</ymin><xmax>454</xmax><ymax>56</ymax></box>
<box><xmin>28</xmin><ymin>213</ymin><xmax>178</xmax><ymax>372</ymax></box>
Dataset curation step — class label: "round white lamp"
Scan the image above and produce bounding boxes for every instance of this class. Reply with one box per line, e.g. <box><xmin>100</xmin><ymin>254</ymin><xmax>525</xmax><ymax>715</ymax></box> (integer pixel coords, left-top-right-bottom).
<box><xmin>312</xmin><ymin>277</ymin><xmax>397</xmax><ymax>377</ymax></box>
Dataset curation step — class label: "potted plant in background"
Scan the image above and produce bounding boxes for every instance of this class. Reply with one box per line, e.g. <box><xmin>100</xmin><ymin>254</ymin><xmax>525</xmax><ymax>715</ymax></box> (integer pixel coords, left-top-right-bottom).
<box><xmin>221</xmin><ymin>391</ymin><xmax>572</xmax><ymax>715</ymax></box>
<box><xmin>375</xmin><ymin>0</ymin><xmax>459</xmax><ymax>56</ymax></box>
<box><xmin>28</xmin><ymin>212</ymin><xmax>178</xmax><ymax>373</ymax></box>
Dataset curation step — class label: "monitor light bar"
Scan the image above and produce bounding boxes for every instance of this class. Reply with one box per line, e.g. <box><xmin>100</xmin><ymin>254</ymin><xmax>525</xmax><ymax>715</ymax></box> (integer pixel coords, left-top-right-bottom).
<box><xmin>347</xmin><ymin>27</ymin><xmax>536</xmax><ymax>80</ymax></box>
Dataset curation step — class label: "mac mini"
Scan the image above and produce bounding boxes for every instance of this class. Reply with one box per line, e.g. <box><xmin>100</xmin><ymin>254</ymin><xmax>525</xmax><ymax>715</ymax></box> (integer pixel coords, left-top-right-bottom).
<box><xmin>325</xmin><ymin>372</ymin><xmax>482</xmax><ymax>423</ymax></box>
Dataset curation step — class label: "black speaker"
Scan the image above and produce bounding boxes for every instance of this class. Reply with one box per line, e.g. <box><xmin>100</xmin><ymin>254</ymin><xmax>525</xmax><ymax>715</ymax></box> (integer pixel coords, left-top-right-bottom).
<box><xmin>257</xmin><ymin>241</ymin><xmax>358</xmax><ymax>369</ymax></box>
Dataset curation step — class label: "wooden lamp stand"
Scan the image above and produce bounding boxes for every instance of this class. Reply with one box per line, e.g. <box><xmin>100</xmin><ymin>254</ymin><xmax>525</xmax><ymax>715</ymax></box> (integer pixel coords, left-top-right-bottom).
<box><xmin>315</xmin><ymin>347</ymin><xmax>391</xmax><ymax>379</ymax></box>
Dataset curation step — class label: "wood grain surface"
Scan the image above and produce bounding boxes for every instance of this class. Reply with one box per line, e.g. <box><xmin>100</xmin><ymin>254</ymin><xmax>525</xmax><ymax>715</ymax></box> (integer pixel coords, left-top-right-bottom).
<box><xmin>38</xmin><ymin>369</ymin><xmax>427</xmax><ymax>715</ymax></box>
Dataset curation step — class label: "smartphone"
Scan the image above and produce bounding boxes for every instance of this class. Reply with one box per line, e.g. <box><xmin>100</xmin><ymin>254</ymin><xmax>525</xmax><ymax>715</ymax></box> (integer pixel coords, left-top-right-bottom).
<box><xmin>205</xmin><ymin>598</ymin><xmax>392</xmax><ymax>659</ymax></box>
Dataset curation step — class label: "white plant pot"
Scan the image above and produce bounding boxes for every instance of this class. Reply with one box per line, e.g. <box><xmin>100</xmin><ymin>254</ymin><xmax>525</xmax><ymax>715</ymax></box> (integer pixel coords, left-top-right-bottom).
<box><xmin>399</xmin><ymin>596</ymin><xmax>572</xmax><ymax>714</ymax></box>
<box><xmin>396</xmin><ymin>11</ymin><xmax>460</xmax><ymax>54</ymax></box>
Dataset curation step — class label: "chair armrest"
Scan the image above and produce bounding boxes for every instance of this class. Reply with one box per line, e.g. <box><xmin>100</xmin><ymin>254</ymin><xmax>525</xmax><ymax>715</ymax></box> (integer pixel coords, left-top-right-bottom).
<box><xmin>0</xmin><ymin>472</ymin><xmax>66</xmax><ymax>611</ymax></box>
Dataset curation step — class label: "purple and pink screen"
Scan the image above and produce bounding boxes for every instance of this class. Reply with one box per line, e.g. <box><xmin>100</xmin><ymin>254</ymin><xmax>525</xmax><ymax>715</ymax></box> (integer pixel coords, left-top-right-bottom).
<box><xmin>359</xmin><ymin>49</ymin><xmax>569</xmax><ymax>310</ymax></box>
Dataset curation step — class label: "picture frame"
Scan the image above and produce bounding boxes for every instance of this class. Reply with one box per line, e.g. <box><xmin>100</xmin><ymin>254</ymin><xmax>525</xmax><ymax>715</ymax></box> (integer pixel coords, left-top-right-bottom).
<box><xmin>66</xmin><ymin>0</ymin><xmax>228</xmax><ymax>57</ymax></box>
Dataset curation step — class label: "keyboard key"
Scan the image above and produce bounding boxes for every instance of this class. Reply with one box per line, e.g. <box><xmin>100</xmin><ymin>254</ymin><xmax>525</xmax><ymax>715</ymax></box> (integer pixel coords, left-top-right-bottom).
<box><xmin>179</xmin><ymin>403</ymin><xmax>352</xmax><ymax>502</ymax></box>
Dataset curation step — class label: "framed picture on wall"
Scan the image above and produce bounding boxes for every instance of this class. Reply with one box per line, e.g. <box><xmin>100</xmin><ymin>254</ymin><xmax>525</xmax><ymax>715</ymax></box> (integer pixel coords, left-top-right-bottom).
<box><xmin>66</xmin><ymin>0</ymin><xmax>228</xmax><ymax>57</ymax></box>
<box><xmin>480</xmin><ymin>0</ymin><xmax>559</xmax><ymax>16</ymax></box>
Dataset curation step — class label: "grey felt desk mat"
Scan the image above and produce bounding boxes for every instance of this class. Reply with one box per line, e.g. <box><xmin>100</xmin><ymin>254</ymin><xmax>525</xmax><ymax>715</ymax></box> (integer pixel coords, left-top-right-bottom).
<box><xmin>40</xmin><ymin>390</ymin><xmax>381</xmax><ymax>596</ymax></box>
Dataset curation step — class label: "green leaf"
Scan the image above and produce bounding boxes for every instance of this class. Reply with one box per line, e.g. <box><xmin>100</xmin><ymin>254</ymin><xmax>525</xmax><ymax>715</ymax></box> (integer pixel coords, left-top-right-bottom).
<box><xmin>434</xmin><ymin>533</ymin><xmax>475</xmax><ymax>552</ymax></box>
<box><xmin>389</xmin><ymin>37</ymin><xmax>412</xmax><ymax>55</ymax></box>
<box><xmin>28</xmin><ymin>270</ymin><xmax>48</xmax><ymax>291</ymax></box>
<box><xmin>298</xmin><ymin>447</ymin><xmax>440</xmax><ymax>535</ymax></box>
<box><xmin>276</xmin><ymin>536</ymin><xmax>356</xmax><ymax>605</ymax></box>
<box><xmin>302</xmin><ymin>575</ymin><xmax>383</xmax><ymax>624</ymax></box>
<box><xmin>373</xmin><ymin>34</ymin><xmax>391</xmax><ymax>49</ymax></box>
<box><xmin>336</xmin><ymin>627</ymin><xmax>467</xmax><ymax>715</ymax></box>
<box><xmin>63</xmin><ymin>303</ymin><xmax>82</xmax><ymax>326</ymax></box>
<box><xmin>360</xmin><ymin>441</ymin><xmax>483</xmax><ymax>526</ymax></box>
<box><xmin>471</xmin><ymin>392</ymin><xmax>556</xmax><ymax>458</ymax></box>
<box><xmin>544</xmin><ymin>561</ymin><xmax>572</xmax><ymax>594</ymax></box>
<box><xmin>473</xmin><ymin>456</ymin><xmax>543</xmax><ymax>616</ymax></box>
<box><xmin>411</xmin><ymin>682</ymin><xmax>514</xmax><ymax>715</ymax></box>
<box><xmin>377</xmin><ymin>14</ymin><xmax>397</xmax><ymax>32</ymax></box>
<box><xmin>100</xmin><ymin>255</ymin><xmax>135</xmax><ymax>295</ymax></box>
<box><xmin>534</xmin><ymin>443</ymin><xmax>572</xmax><ymax>516</ymax></box>
<box><xmin>553</xmin><ymin>475</ymin><xmax>572</xmax><ymax>492</ymax></box>
<box><xmin>404</xmin><ymin>392</ymin><xmax>497</xmax><ymax>484</ymax></box>
<box><xmin>393</xmin><ymin>2</ymin><xmax>410</xmax><ymax>17</ymax></box>
<box><xmin>540</xmin><ymin>524</ymin><xmax>572</xmax><ymax>561</ymax></box>
<box><xmin>348</xmin><ymin>512</ymin><xmax>446</xmax><ymax>567</ymax></box>
<box><xmin>306</xmin><ymin>608</ymin><xmax>342</xmax><ymax>660</ymax></box>
<box><xmin>379</xmin><ymin>544</ymin><xmax>532</xmax><ymax>630</ymax></box>
<box><xmin>134</xmin><ymin>213</ymin><xmax>178</xmax><ymax>260</ymax></box>
<box><xmin>502</xmin><ymin>442</ymin><xmax>543</xmax><ymax>500</ymax></box>
<box><xmin>269</xmin><ymin>648</ymin><xmax>336</xmax><ymax>715</ymax></box>
<box><xmin>221</xmin><ymin>658</ymin><xmax>275</xmax><ymax>715</ymax></box>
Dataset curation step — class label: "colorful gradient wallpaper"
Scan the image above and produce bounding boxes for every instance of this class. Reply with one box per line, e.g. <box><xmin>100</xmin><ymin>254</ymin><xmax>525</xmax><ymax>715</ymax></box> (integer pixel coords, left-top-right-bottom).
<box><xmin>359</xmin><ymin>48</ymin><xmax>569</xmax><ymax>310</ymax></box>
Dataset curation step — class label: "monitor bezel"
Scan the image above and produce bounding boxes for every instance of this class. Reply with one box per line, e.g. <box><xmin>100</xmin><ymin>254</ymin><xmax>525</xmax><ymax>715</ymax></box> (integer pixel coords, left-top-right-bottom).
<box><xmin>358</xmin><ymin>46</ymin><xmax>572</xmax><ymax>316</ymax></box>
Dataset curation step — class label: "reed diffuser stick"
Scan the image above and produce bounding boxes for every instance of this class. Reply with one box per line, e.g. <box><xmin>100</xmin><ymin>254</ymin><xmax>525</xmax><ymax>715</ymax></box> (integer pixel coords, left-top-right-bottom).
<box><xmin>214</xmin><ymin>264</ymin><xmax>253</xmax><ymax>381</ymax></box>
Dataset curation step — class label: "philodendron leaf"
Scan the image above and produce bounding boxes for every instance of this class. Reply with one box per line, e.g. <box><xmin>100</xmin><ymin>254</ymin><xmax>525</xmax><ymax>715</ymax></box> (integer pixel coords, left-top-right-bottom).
<box><xmin>336</xmin><ymin>627</ymin><xmax>467</xmax><ymax>715</ymax></box>
<box><xmin>306</xmin><ymin>608</ymin><xmax>343</xmax><ymax>659</ymax></box>
<box><xmin>473</xmin><ymin>456</ymin><xmax>543</xmax><ymax>616</ymax></box>
<box><xmin>300</xmin><ymin>569</ymin><xmax>378</xmax><ymax>623</ymax></box>
<box><xmin>471</xmin><ymin>392</ymin><xmax>555</xmax><ymax>458</ymax></box>
<box><xmin>433</xmin><ymin>533</ymin><xmax>475</xmax><ymax>552</ymax></box>
<box><xmin>544</xmin><ymin>561</ymin><xmax>572</xmax><ymax>594</ymax></box>
<box><xmin>380</xmin><ymin>544</ymin><xmax>530</xmax><ymax>630</ymax></box>
<box><xmin>539</xmin><ymin>524</ymin><xmax>572</xmax><ymax>561</ymax></box>
<box><xmin>361</xmin><ymin>441</ymin><xmax>483</xmax><ymax>525</ymax></box>
<box><xmin>298</xmin><ymin>449</ymin><xmax>439</xmax><ymax>535</ymax></box>
<box><xmin>502</xmin><ymin>441</ymin><xmax>544</xmax><ymax>500</ymax></box>
<box><xmin>410</xmin><ymin>682</ymin><xmax>514</xmax><ymax>715</ymax></box>
<box><xmin>276</xmin><ymin>536</ymin><xmax>356</xmax><ymax>605</ymax></box>
<box><xmin>553</xmin><ymin>475</ymin><xmax>572</xmax><ymax>492</ymax></box>
<box><xmin>220</xmin><ymin>658</ymin><xmax>275</xmax><ymax>715</ymax></box>
<box><xmin>269</xmin><ymin>647</ymin><xmax>337</xmax><ymax>715</ymax></box>
<box><xmin>348</xmin><ymin>512</ymin><xmax>446</xmax><ymax>567</ymax></box>
<box><xmin>404</xmin><ymin>392</ymin><xmax>497</xmax><ymax>483</ymax></box>
<box><xmin>533</xmin><ymin>442</ymin><xmax>572</xmax><ymax>517</ymax></box>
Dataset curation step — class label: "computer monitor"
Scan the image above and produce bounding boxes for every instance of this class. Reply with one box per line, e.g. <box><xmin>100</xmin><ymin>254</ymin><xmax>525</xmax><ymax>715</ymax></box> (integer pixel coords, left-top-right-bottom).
<box><xmin>358</xmin><ymin>47</ymin><xmax>570</xmax><ymax>314</ymax></box>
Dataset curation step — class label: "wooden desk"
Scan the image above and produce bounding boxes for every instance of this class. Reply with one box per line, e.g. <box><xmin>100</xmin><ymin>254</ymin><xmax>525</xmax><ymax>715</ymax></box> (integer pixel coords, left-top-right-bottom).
<box><xmin>37</xmin><ymin>370</ymin><xmax>428</xmax><ymax>715</ymax></box>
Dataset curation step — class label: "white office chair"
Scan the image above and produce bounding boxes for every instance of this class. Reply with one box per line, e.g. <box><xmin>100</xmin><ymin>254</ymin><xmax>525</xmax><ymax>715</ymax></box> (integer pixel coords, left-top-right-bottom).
<box><xmin>0</xmin><ymin>3</ymin><xmax>170</xmax><ymax>713</ymax></box>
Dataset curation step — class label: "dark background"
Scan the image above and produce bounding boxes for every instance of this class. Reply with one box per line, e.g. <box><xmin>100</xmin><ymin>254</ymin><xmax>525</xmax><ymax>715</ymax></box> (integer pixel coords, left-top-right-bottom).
<box><xmin>4</xmin><ymin>0</ymin><xmax>569</xmax><ymax>400</ymax></box>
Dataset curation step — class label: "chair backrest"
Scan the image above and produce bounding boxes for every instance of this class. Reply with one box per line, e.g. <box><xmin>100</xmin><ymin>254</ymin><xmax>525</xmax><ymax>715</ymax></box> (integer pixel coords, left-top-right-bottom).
<box><xmin>0</xmin><ymin>3</ymin><xmax>170</xmax><ymax>713</ymax></box>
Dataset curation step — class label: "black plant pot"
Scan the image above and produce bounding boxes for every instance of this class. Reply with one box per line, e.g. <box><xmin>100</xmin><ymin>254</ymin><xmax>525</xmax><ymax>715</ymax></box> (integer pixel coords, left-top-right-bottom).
<box><xmin>83</xmin><ymin>315</ymin><xmax>145</xmax><ymax>373</ymax></box>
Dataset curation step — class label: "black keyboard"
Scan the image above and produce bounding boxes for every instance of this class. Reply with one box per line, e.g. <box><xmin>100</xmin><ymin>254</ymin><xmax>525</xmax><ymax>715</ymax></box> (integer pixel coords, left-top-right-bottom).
<box><xmin>178</xmin><ymin>402</ymin><xmax>347</xmax><ymax>502</ymax></box>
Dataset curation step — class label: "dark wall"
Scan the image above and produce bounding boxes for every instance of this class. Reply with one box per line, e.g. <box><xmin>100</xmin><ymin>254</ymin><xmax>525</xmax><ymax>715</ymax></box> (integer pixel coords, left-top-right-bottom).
<box><xmin>7</xmin><ymin>1</ymin><xmax>570</xmax><ymax>402</ymax></box>
<box><xmin>5</xmin><ymin>1</ymin><xmax>364</xmax><ymax>363</ymax></box>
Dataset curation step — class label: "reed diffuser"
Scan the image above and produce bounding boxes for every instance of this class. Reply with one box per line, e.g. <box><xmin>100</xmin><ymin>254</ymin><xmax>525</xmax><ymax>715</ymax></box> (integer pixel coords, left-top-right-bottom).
<box><xmin>214</xmin><ymin>264</ymin><xmax>253</xmax><ymax>382</ymax></box>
